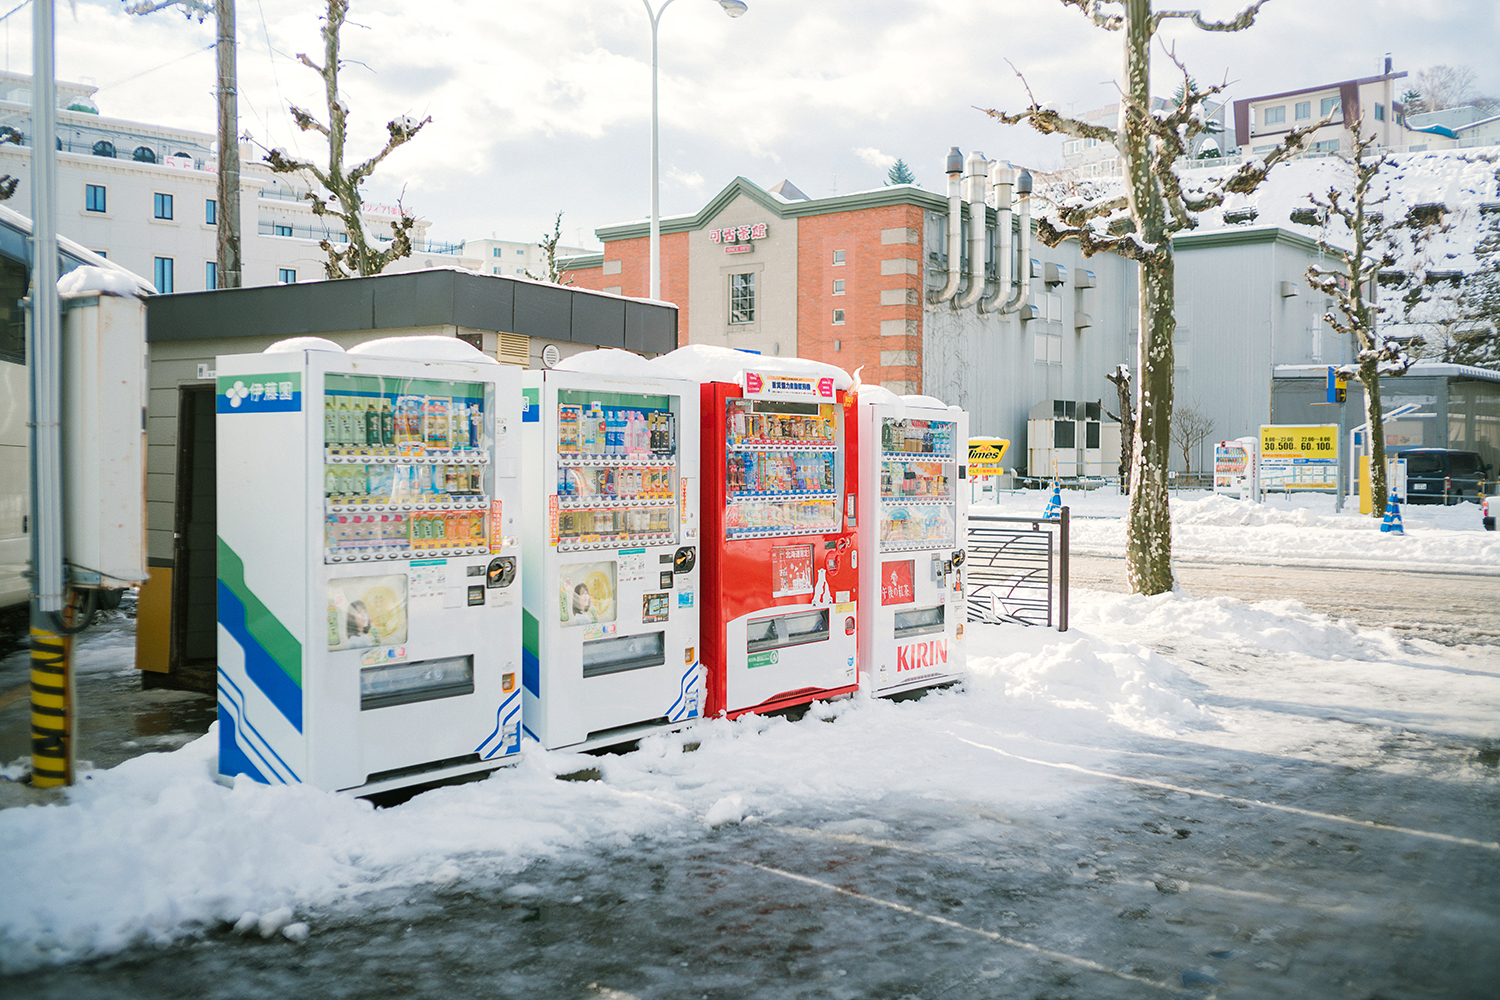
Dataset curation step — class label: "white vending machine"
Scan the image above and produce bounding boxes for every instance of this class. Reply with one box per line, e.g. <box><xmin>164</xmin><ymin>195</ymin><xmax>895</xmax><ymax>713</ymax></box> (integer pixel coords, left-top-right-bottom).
<box><xmin>856</xmin><ymin>392</ymin><xmax>969</xmax><ymax>697</ymax></box>
<box><xmin>520</xmin><ymin>369</ymin><xmax>702</xmax><ymax>751</ymax></box>
<box><xmin>215</xmin><ymin>337</ymin><xmax>524</xmax><ymax>795</ymax></box>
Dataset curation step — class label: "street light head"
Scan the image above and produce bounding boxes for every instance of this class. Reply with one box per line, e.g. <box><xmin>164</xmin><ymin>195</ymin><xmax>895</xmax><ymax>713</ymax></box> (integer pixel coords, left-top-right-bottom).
<box><xmin>718</xmin><ymin>0</ymin><xmax>748</xmax><ymax>16</ymax></box>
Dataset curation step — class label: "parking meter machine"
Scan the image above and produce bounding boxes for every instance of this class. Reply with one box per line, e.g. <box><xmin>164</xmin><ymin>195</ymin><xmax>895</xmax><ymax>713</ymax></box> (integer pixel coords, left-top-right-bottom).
<box><xmin>666</xmin><ymin>349</ymin><xmax>859</xmax><ymax>718</ymax></box>
<box><xmin>857</xmin><ymin>390</ymin><xmax>969</xmax><ymax>697</ymax></box>
<box><xmin>519</xmin><ymin>366</ymin><xmax>702</xmax><ymax>751</ymax></box>
<box><xmin>215</xmin><ymin>336</ymin><xmax>525</xmax><ymax>795</ymax></box>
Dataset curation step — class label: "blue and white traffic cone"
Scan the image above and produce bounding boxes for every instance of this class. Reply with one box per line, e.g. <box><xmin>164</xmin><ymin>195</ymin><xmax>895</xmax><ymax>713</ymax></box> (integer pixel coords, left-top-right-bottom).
<box><xmin>1043</xmin><ymin>481</ymin><xmax>1063</xmax><ymax>519</ymax></box>
<box><xmin>1380</xmin><ymin>495</ymin><xmax>1404</xmax><ymax>535</ymax></box>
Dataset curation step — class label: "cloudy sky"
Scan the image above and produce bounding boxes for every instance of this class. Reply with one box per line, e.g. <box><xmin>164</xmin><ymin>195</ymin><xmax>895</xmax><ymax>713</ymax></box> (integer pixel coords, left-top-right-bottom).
<box><xmin>23</xmin><ymin>0</ymin><xmax>1500</xmax><ymax>250</ymax></box>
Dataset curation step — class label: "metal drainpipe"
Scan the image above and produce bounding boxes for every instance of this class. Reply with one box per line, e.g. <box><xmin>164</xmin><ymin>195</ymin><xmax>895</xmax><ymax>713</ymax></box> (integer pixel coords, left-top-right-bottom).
<box><xmin>979</xmin><ymin>160</ymin><xmax>1013</xmax><ymax>315</ymax></box>
<box><xmin>957</xmin><ymin>150</ymin><xmax>989</xmax><ymax>310</ymax></box>
<box><xmin>928</xmin><ymin>147</ymin><xmax>965</xmax><ymax>305</ymax></box>
<box><xmin>986</xmin><ymin>169</ymin><xmax>1033</xmax><ymax>315</ymax></box>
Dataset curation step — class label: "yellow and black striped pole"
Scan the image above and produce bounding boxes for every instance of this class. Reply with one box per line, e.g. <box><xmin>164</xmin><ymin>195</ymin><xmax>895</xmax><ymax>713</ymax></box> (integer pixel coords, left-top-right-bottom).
<box><xmin>29</xmin><ymin>625</ymin><xmax>72</xmax><ymax>787</ymax></box>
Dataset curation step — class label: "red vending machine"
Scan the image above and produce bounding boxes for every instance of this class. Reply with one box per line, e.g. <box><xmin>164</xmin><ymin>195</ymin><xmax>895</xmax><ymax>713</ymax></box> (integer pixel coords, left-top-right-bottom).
<box><xmin>699</xmin><ymin>366</ymin><xmax>861</xmax><ymax>718</ymax></box>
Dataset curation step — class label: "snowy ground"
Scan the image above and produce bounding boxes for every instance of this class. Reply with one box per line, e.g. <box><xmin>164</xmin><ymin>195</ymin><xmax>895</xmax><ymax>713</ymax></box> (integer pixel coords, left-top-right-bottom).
<box><xmin>1</xmin><ymin>488</ymin><xmax>1497</xmax><ymax>996</ymax></box>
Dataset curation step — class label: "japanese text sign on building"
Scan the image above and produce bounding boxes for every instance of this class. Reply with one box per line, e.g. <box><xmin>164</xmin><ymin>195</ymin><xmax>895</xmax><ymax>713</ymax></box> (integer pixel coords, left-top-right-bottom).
<box><xmin>708</xmin><ymin>222</ymin><xmax>769</xmax><ymax>245</ymax></box>
<box><xmin>742</xmin><ymin>370</ymin><xmax>837</xmax><ymax>401</ymax></box>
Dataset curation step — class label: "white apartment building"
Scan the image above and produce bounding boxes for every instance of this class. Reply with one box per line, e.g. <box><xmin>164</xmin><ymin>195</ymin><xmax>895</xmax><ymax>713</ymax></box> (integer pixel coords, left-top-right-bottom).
<box><xmin>1232</xmin><ymin>61</ymin><xmax>1407</xmax><ymax>157</ymax></box>
<box><xmin>1059</xmin><ymin>96</ymin><xmax>1226</xmax><ymax>178</ymax></box>
<box><xmin>1403</xmin><ymin>106</ymin><xmax>1500</xmax><ymax>152</ymax></box>
<box><xmin>0</xmin><ymin>71</ymin><xmax>584</xmax><ymax>290</ymax></box>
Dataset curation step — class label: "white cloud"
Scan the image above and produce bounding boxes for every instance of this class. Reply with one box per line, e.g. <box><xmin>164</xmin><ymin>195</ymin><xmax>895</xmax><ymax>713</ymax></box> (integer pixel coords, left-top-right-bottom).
<box><xmin>23</xmin><ymin>0</ymin><xmax>1500</xmax><ymax>247</ymax></box>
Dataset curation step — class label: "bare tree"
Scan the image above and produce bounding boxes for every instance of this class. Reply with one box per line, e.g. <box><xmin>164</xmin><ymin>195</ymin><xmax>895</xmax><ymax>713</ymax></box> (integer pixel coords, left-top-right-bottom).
<box><xmin>1171</xmin><ymin>402</ymin><xmax>1216</xmax><ymax>477</ymax></box>
<box><xmin>264</xmin><ymin>0</ymin><xmax>431</xmax><ymax>278</ymax></box>
<box><xmin>1298</xmin><ymin>124</ymin><xmax>1414</xmax><ymax>518</ymax></box>
<box><xmin>1103</xmin><ymin>364</ymin><xmax>1134</xmax><ymax>494</ymax></box>
<box><xmin>525</xmin><ymin>211</ymin><xmax>576</xmax><ymax>285</ymax></box>
<box><xmin>1413</xmin><ymin>65</ymin><xmax>1478</xmax><ymax>112</ymax></box>
<box><xmin>982</xmin><ymin>0</ymin><xmax>1320</xmax><ymax>596</ymax></box>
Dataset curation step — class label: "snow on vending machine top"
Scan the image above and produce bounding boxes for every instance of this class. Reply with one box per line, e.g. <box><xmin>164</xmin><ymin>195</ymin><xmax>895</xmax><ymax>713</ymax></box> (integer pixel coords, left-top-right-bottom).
<box><xmin>856</xmin><ymin>390</ymin><xmax>968</xmax><ymax>697</ymax></box>
<box><xmin>690</xmin><ymin>354</ymin><xmax>860</xmax><ymax>718</ymax></box>
<box><xmin>215</xmin><ymin>337</ymin><xmax>524</xmax><ymax>795</ymax></box>
<box><xmin>519</xmin><ymin>364</ymin><xmax>701</xmax><ymax>751</ymax></box>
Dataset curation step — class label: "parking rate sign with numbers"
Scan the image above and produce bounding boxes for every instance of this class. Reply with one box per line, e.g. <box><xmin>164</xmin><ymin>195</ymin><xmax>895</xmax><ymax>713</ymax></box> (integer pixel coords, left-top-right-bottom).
<box><xmin>1259</xmin><ymin>425</ymin><xmax>1339</xmax><ymax>491</ymax></box>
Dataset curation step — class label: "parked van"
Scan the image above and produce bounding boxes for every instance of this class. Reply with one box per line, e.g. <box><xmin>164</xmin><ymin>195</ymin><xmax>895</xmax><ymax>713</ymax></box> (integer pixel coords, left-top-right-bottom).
<box><xmin>1393</xmin><ymin>448</ymin><xmax>1492</xmax><ymax>504</ymax></box>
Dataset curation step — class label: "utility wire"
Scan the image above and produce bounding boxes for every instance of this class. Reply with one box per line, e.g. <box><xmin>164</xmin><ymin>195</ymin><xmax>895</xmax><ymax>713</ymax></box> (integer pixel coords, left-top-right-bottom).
<box><xmin>95</xmin><ymin>40</ymin><xmax>214</xmax><ymax>92</ymax></box>
<box><xmin>0</xmin><ymin>0</ymin><xmax>32</xmax><ymax>25</ymax></box>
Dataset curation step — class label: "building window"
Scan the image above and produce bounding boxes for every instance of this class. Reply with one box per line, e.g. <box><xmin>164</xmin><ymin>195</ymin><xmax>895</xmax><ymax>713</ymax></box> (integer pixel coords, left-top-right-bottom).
<box><xmin>832</xmin><ymin>279</ymin><xmax>845</xmax><ymax>295</ymax></box>
<box><xmin>1374</xmin><ymin>102</ymin><xmax>1385</xmax><ymax>121</ymax></box>
<box><xmin>278</xmin><ymin>268</ymin><xmax>296</xmax><ymax>284</ymax></box>
<box><xmin>133</xmin><ymin>145</ymin><xmax>156</xmax><ymax>163</ymax></box>
<box><xmin>1295</xmin><ymin>101</ymin><xmax>1311</xmax><ymax>120</ymax></box>
<box><xmin>493</xmin><ymin>248</ymin><xmax>502</xmax><ymax>257</ymax></box>
<box><xmin>1312</xmin><ymin>139</ymin><xmax>1340</xmax><ymax>153</ymax></box>
<box><xmin>833</xmin><ymin>340</ymin><xmax>841</xmax><ymax>352</ymax></box>
<box><xmin>492</xmin><ymin>266</ymin><xmax>501</xmax><ymax>274</ymax></box>
<box><xmin>91</xmin><ymin>139</ymin><xmax>115</xmax><ymax>158</ymax></box>
<box><xmin>1320</xmin><ymin>97</ymin><xmax>1341</xmax><ymax>117</ymax></box>
<box><xmin>153</xmin><ymin>192</ymin><xmax>173</xmax><ymax>220</ymax></box>
<box><xmin>153</xmin><ymin>256</ymin><xmax>173</xmax><ymax>294</ymax></box>
<box><xmin>92</xmin><ymin>250</ymin><xmax>106</xmax><ymax>259</ymax></box>
<box><xmin>85</xmin><ymin>184</ymin><xmax>106</xmax><ymax>212</ymax></box>
<box><xmin>205</xmin><ymin>261</ymin><xmax>217</xmax><ymax>289</ymax></box>
<box><xmin>205</xmin><ymin>198</ymin><xmax>217</xmax><ymax>225</ymax></box>
<box><xmin>729</xmin><ymin>272</ymin><xmax>756</xmax><ymax>324</ymax></box>
<box><xmin>1263</xmin><ymin>106</ymin><xmax>1285</xmax><ymax>125</ymax></box>
<box><xmin>831</xmin><ymin>250</ymin><xmax>845</xmax><ymax>266</ymax></box>
<box><xmin>832</xmin><ymin>309</ymin><xmax>845</xmax><ymax>325</ymax></box>
<box><xmin>274</xmin><ymin>224</ymin><xmax>292</xmax><ymax>237</ymax></box>
<box><xmin>516</xmin><ymin>248</ymin><xmax>524</xmax><ymax>255</ymax></box>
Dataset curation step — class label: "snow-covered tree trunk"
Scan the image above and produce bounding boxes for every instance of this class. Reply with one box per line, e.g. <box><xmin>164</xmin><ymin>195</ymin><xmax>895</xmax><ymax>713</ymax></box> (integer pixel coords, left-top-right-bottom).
<box><xmin>984</xmin><ymin>0</ymin><xmax>1312</xmax><ymax>596</ymax></box>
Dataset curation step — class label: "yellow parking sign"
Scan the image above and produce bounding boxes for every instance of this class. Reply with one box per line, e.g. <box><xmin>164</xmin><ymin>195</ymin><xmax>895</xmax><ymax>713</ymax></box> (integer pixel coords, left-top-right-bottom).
<box><xmin>968</xmin><ymin>437</ymin><xmax>1009</xmax><ymax>476</ymax></box>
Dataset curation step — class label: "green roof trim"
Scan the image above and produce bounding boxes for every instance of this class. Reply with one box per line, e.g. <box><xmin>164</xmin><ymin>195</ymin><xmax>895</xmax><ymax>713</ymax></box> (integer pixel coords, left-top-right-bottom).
<box><xmin>559</xmin><ymin>252</ymin><xmax>604</xmax><ymax>272</ymax></box>
<box><xmin>1172</xmin><ymin>226</ymin><xmax>1324</xmax><ymax>254</ymax></box>
<box><xmin>594</xmin><ymin>177</ymin><xmax>946</xmax><ymax>242</ymax></box>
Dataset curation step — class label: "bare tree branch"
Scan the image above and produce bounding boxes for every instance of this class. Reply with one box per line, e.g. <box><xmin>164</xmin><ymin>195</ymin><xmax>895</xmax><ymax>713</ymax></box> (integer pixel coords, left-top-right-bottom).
<box><xmin>1059</xmin><ymin>0</ymin><xmax>1125</xmax><ymax>30</ymax></box>
<box><xmin>1151</xmin><ymin>0</ymin><xmax>1269</xmax><ymax>33</ymax></box>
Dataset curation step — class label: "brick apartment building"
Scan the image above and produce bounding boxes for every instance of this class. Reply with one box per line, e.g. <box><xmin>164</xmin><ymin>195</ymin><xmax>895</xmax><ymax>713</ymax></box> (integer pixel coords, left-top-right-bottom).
<box><xmin>561</xmin><ymin>177</ymin><xmax>930</xmax><ymax>394</ymax></box>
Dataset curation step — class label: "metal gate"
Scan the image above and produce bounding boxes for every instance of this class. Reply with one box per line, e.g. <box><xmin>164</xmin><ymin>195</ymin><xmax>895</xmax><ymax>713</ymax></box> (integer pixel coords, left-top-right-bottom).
<box><xmin>965</xmin><ymin>509</ymin><xmax>1069</xmax><ymax>631</ymax></box>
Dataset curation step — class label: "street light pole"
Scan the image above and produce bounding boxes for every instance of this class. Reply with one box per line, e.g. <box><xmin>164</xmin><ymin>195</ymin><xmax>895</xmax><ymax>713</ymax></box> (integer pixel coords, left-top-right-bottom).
<box><xmin>640</xmin><ymin>0</ymin><xmax>746</xmax><ymax>302</ymax></box>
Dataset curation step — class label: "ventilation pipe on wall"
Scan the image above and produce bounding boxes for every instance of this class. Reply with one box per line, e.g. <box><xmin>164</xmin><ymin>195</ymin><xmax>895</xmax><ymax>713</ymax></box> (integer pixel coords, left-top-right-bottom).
<box><xmin>928</xmin><ymin>146</ymin><xmax>965</xmax><ymax>305</ymax></box>
<box><xmin>956</xmin><ymin>150</ymin><xmax>990</xmax><ymax>309</ymax></box>
<box><xmin>980</xmin><ymin>163</ymin><xmax>1032</xmax><ymax>316</ymax></box>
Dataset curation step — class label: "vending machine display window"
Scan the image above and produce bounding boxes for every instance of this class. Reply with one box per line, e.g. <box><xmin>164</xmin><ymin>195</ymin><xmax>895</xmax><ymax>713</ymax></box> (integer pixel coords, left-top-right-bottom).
<box><xmin>360</xmin><ymin>654</ymin><xmax>475</xmax><ymax>711</ymax></box>
<box><xmin>878</xmin><ymin>417</ymin><xmax>957</xmax><ymax>551</ymax></box>
<box><xmin>322</xmin><ymin>372</ymin><xmax>493</xmax><ymax>563</ymax></box>
<box><xmin>327</xmin><ymin>574</ymin><xmax>408</xmax><ymax>650</ymax></box>
<box><xmin>724</xmin><ymin>398</ymin><xmax>841</xmax><ymax>538</ymax></box>
<box><xmin>582</xmin><ymin>631</ymin><xmax>667</xmax><ymax>678</ymax></box>
<box><xmin>554</xmin><ymin>389</ymin><xmax>680</xmax><ymax>552</ymax></box>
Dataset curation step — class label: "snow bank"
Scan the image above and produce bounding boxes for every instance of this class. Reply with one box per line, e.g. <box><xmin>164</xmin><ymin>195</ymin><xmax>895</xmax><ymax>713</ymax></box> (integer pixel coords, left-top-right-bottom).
<box><xmin>647</xmin><ymin>343</ymin><xmax>853</xmax><ymax>389</ymax></box>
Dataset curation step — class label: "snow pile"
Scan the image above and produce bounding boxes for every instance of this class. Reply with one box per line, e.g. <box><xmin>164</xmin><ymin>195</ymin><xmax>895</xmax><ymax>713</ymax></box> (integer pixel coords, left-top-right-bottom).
<box><xmin>647</xmin><ymin>343</ymin><xmax>853</xmax><ymax>389</ymax></box>
<box><xmin>1172</xmin><ymin>493</ymin><xmax>1336</xmax><ymax>529</ymax></box>
<box><xmin>57</xmin><ymin>266</ymin><xmax>145</xmax><ymax>298</ymax></box>
<box><xmin>553</xmin><ymin>348</ymin><xmax>659</xmax><ymax>379</ymax></box>
<box><xmin>347</xmin><ymin>336</ymin><xmax>497</xmax><ymax>365</ymax></box>
<box><xmin>968</xmin><ymin>633</ymin><xmax>1215</xmax><ymax>736</ymax></box>
<box><xmin>264</xmin><ymin>337</ymin><xmax>344</xmax><ymax>354</ymax></box>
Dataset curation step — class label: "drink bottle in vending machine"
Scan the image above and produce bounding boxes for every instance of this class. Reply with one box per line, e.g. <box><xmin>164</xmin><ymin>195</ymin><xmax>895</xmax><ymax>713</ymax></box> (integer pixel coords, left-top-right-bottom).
<box><xmin>216</xmin><ymin>336</ymin><xmax>524</xmax><ymax>795</ymax></box>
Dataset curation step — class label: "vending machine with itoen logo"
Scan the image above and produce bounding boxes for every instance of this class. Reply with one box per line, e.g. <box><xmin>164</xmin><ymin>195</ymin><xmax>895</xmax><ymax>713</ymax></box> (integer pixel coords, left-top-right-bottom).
<box><xmin>856</xmin><ymin>390</ymin><xmax>969</xmax><ymax>697</ymax></box>
<box><xmin>695</xmin><ymin>361</ymin><xmax>861</xmax><ymax>718</ymax></box>
<box><xmin>519</xmin><ymin>366</ymin><xmax>701</xmax><ymax>751</ymax></box>
<box><xmin>215</xmin><ymin>336</ymin><xmax>525</xmax><ymax>795</ymax></box>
